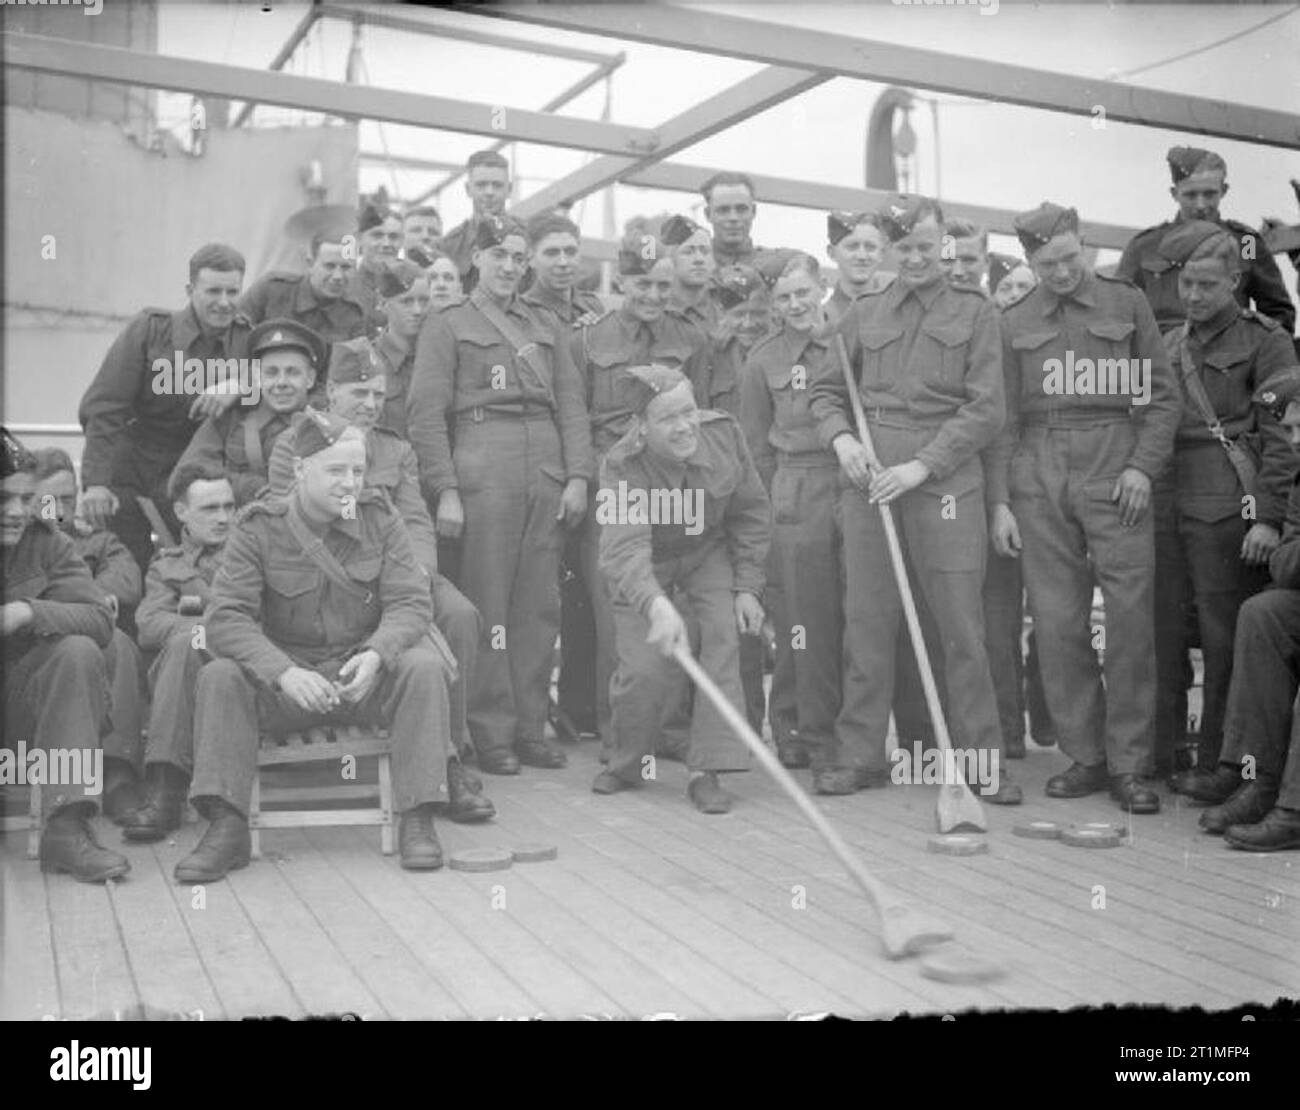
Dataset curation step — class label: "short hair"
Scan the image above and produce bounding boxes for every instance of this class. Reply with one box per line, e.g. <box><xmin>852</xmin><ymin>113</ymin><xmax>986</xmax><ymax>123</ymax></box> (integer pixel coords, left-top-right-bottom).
<box><xmin>168</xmin><ymin>462</ymin><xmax>229</xmax><ymax>506</ymax></box>
<box><xmin>188</xmin><ymin>243</ymin><xmax>245</xmax><ymax>284</ymax></box>
<box><xmin>403</xmin><ymin>206</ymin><xmax>441</xmax><ymax>222</ymax></box>
<box><xmin>308</xmin><ymin>233</ymin><xmax>348</xmax><ymax>259</ymax></box>
<box><xmin>777</xmin><ymin>252</ymin><xmax>821</xmax><ymax>283</ymax></box>
<box><xmin>31</xmin><ymin>447</ymin><xmax>76</xmax><ymax>483</ymax></box>
<box><xmin>944</xmin><ymin>218</ymin><xmax>988</xmax><ymax>250</ymax></box>
<box><xmin>527</xmin><ymin>212</ymin><xmax>581</xmax><ymax>247</ymax></box>
<box><xmin>700</xmin><ymin>172</ymin><xmax>756</xmax><ymax>204</ymax></box>
<box><xmin>466</xmin><ymin>149</ymin><xmax>510</xmax><ymax>174</ymax></box>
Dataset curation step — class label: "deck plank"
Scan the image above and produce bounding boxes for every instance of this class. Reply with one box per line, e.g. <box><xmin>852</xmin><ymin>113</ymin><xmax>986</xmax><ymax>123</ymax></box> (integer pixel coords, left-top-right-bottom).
<box><xmin>1</xmin><ymin>854</ymin><xmax>61</xmax><ymax>1020</ymax></box>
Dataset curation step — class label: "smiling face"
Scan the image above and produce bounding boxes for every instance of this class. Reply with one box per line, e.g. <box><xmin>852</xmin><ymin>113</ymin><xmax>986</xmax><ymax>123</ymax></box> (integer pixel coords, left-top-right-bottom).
<box><xmin>640</xmin><ymin>381</ymin><xmax>700</xmax><ymax>463</ymax></box>
<box><xmin>723</xmin><ymin>294</ymin><xmax>771</xmax><ymax>348</ymax></box>
<box><xmin>706</xmin><ymin>183</ymin><xmax>756</xmax><ymax>249</ymax></box>
<box><xmin>888</xmin><ymin>216</ymin><xmax>944</xmax><ymax>290</ymax></box>
<box><xmin>830</xmin><ymin>222</ymin><xmax>883</xmax><ymax>286</ymax></box>
<box><xmin>466</xmin><ymin>164</ymin><xmax>509</xmax><ymax>218</ymax></box>
<box><xmin>993</xmin><ymin>264</ymin><xmax>1037</xmax><ymax>309</ymax></box>
<box><xmin>672</xmin><ymin>229</ymin><xmax>715</xmax><ymax>290</ymax></box>
<box><xmin>360</xmin><ymin>217</ymin><xmax>403</xmax><ymax>266</ymax></box>
<box><xmin>772</xmin><ymin>267</ymin><xmax>823</xmax><ymax>333</ymax></box>
<box><xmin>1177</xmin><ymin>255</ymin><xmax>1238</xmax><ymax>324</ymax></box>
<box><xmin>381</xmin><ymin>276</ymin><xmax>432</xmax><ymax>339</ymax></box>
<box><xmin>403</xmin><ymin>213</ymin><xmax>442</xmax><ymax>254</ymax></box>
<box><xmin>294</xmin><ymin>432</ymin><xmax>366</xmax><ymax>521</ymax></box>
<box><xmin>1030</xmin><ymin>231</ymin><xmax>1087</xmax><ymax>298</ymax></box>
<box><xmin>2</xmin><ymin>472</ymin><xmax>36</xmax><ymax>548</ymax></box>
<box><xmin>530</xmin><ymin>231</ymin><xmax>581</xmax><ymax>294</ymax></box>
<box><xmin>473</xmin><ymin>234</ymin><xmax>528</xmax><ymax>299</ymax></box>
<box><xmin>329</xmin><ymin>376</ymin><xmax>388</xmax><ymax>432</ymax></box>
<box><xmin>187</xmin><ymin>267</ymin><xmax>244</xmax><ymax>332</ymax></box>
<box><xmin>256</xmin><ymin>348</ymin><xmax>316</xmax><ymax>415</ymax></box>
<box><xmin>1172</xmin><ymin>168</ymin><xmax>1227</xmax><ymax>223</ymax></box>
<box><xmin>307</xmin><ymin>241</ymin><xmax>354</xmax><ymax>300</ymax></box>
<box><xmin>618</xmin><ymin>257</ymin><xmax>676</xmax><ymax>324</ymax></box>
<box><xmin>941</xmin><ymin>235</ymin><xmax>988</xmax><ymax>290</ymax></box>
<box><xmin>31</xmin><ymin>469</ymin><xmax>77</xmax><ymax>532</ymax></box>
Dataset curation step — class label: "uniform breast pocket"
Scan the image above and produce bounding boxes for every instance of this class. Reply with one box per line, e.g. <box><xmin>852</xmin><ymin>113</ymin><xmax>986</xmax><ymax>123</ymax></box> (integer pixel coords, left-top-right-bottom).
<box><xmin>769</xmin><ymin>370</ymin><xmax>808</xmax><ymax>430</ymax></box>
<box><xmin>458</xmin><ymin>333</ymin><xmax>508</xmax><ymax>392</ymax></box>
<box><xmin>857</xmin><ymin>327</ymin><xmax>904</xmax><ymax>390</ymax></box>
<box><xmin>919</xmin><ymin>322</ymin><xmax>973</xmax><ymax>388</ymax></box>
<box><xmin>1010</xmin><ymin>330</ymin><xmax>1061</xmax><ymax>400</ymax></box>
<box><xmin>589</xmin><ymin>352</ymin><xmax>642</xmax><ymax>416</ymax></box>
<box><xmin>1201</xmin><ymin>347</ymin><xmax>1253</xmax><ymax>415</ymax></box>
<box><xmin>1085</xmin><ymin>320</ymin><xmax>1137</xmax><ymax>361</ymax></box>
<box><xmin>264</xmin><ymin>563</ymin><xmax>320</xmax><ymax>632</ymax></box>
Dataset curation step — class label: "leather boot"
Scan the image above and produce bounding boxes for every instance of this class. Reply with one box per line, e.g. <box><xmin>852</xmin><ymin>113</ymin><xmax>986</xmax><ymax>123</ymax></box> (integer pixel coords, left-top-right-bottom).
<box><xmin>1200</xmin><ymin>781</ymin><xmax>1278</xmax><ymax>835</ymax></box>
<box><xmin>687</xmin><ymin>772</ymin><xmax>731</xmax><ymax>814</ymax></box>
<box><xmin>101</xmin><ymin>758</ymin><xmax>143</xmax><ymax>826</ymax></box>
<box><xmin>174</xmin><ymin>800</ymin><xmax>250</xmax><ymax>883</ymax></box>
<box><xmin>1170</xmin><ymin>763</ymin><xmax>1241</xmax><ymax>804</ymax></box>
<box><xmin>398</xmin><ymin>804</ymin><xmax>444</xmax><ymax>870</ymax></box>
<box><xmin>981</xmin><ymin>779</ymin><xmax>1024</xmax><ymax>805</ymax></box>
<box><xmin>40</xmin><ymin>805</ymin><xmax>131</xmax><ymax>883</ymax></box>
<box><xmin>121</xmin><ymin>763</ymin><xmax>189</xmax><ymax>842</ymax></box>
<box><xmin>1110</xmin><ymin>773</ymin><xmax>1160</xmax><ymax>814</ymax></box>
<box><xmin>514</xmin><ymin>736</ymin><xmax>567</xmax><ymax>769</ymax></box>
<box><xmin>813</xmin><ymin>767</ymin><xmax>859</xmax><ymax>795</ymax></box>
<box><xmin>446</xmin><ymin>759</ymin><xmax>495</xmax><ymax>823</ymax></box>
<box><xmin>1045</xmin><ymin>762</ymin><xmax>1109</xmax><ymax>798</ymax></box>
<box><xmin>1224</xmin><ymin>806</ymin><xmax>1300</xmax><ymax>852</ymax></box>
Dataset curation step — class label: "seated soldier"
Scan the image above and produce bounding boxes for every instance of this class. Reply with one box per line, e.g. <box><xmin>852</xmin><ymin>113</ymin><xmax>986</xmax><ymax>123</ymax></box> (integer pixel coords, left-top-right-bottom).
<box><xmin>172</xmin><ymin>319</ymin><xmax>323</xmax><ymax>504</ymax></box>
<box><xmin>31</xmin><ymin>448</ymin><xmax>146</xmax><ymax>823</ymax></box>
<box><xmin>2</xmin><ymin>428</ymin><xmax>128</xmax><ymax>882</ymax></box>
<box><xmin>119</xmin><ymin>463</ymin><xmax>234</xmax><ymax>843</ymax></box>
<box><xmin>1186</xmin><ymin>368</ymin><xmax>1300</xmax><ymax>851</ymax></box>
<box><xmin>593</xmin><ymin>365</ymin><xmax>770</xmax><ymax>814</ymax></box>
<box><xmin>267</xmin><ymin>347</ymin><xmax>493</xmax><ymax>824</ymax></box>
<box><xmin>175</xmin><ymin>413</ymin><xmax>456</xmax><ymax>881</ymax></box>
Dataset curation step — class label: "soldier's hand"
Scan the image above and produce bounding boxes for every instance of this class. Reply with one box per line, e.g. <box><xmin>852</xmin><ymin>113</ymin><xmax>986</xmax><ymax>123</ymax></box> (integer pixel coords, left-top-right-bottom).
<box><xmin>0</xmin><ymin>601</ymin><xmax>34</xmax><ymax>637</ymax></box>
<box><xmin>188</xmin><ymin>381</ymin><xmax>244</xmax><ymax>421</ymax></box>
<box><xmin>435</xmin><ymin>489</ymin><xmax>465</xmax><ymax>540</ymax></box>
<box><xmin>277</xmin><ymin>666</ymin><xmax>340</xmax><ymax>714</ymax></box>
<box><xmin>336</xmin><ymin>649</ymin><xmax>382</xmax><ymax>704</ymax></box>
<box><xmin>557</xmin><ymin>478</ymin><xmax>588</xmax><ymax>528</ymax></box>
<box><xmin>734</xmin><ymin>591</ymin><xmax>765</xmax><ymax>636</ymax></box>
<box><xmin>1111</xmin><ymin>467</ymin><xmax>1152</xmax><ymax>527</ymax></box>
<box><xmin>868</xmin><ymin>459</ymin><xmax>930</xmax><ymax>506</ymax></box>
<box><xmin>832</xmin><ymin>434</ymin><xmax>873</xmax><ymax>491</ymax></box>
<box><xmin>990</xmin><ymin>503</ymin><xmax>1021</xmax><ymax>558</ymax></box>
<box><xmin>81</xmin><ymin>485</ymin><xmax>120</xmax><ymax>530</ymax></box>
<box><xmin>1242</xmin><ymin>522</ymin><xmax>1281</xmax><ymax>565</ymax></box>
<box><xmin>646</xmin><ymin>595</ymin><xmax>689</xmax><ymax>658</ymax></box>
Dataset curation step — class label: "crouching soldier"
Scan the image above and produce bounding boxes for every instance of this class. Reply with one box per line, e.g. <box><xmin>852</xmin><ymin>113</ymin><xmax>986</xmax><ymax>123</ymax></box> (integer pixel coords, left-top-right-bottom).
<box><xmin>593</xmin><ymin>364</ymin><xmax>770</xmax><ymax>814</ymax></box>
<box><xmin>1185</xmin><ymin>369</ymin><xmax>1300</xmax><ymax>850</ymax></box>
<box><xmin>175</xmin><ymin>413</ymin><xmax>455</xmax><ymax>881</ymax></box>
<box><xmin>2</xmin><ymin>428</ymin><xmax>128</xmax><ymax>882</ymax></box>
<box><xmin>119</xmin><ymin>463</ymin><xmax>234</xmax><ymax>842</ymax></box>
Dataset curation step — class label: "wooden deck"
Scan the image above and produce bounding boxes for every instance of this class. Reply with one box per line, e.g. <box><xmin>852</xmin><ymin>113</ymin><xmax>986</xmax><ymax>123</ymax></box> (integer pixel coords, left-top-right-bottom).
<box><xmin>3</xmin><ymin>738</ymin><xmax>1298</xmax><ymax>1020</ymax></box>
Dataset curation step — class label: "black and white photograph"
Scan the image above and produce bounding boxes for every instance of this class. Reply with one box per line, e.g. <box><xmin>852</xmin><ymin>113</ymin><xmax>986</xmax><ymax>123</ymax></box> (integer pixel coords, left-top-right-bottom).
<box><xmin>2</xmin><ymin>0</ymin><xmax>1298</xmax><ymax>1050</ymax></box>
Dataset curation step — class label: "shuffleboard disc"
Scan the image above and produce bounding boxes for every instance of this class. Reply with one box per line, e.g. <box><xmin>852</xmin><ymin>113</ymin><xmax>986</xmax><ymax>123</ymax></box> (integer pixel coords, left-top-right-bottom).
<box><xmin>512</xmin><ymin>844</ymin><xmax>558</xmax><ymax>863</ymax></box>
<box><xmin>927</xmin><ymin>834</ymin><xmax>989</xmax><ymax>857</ymax></box>
<box><xmin>449</xmin><ymin>848</ymin><xmax>514</xmax><ymax>872</ymax></box>
<box><xmin>1012</xmin><ymin>821</ymin><xmax>1063</xmax><ymax>840</ymax></box>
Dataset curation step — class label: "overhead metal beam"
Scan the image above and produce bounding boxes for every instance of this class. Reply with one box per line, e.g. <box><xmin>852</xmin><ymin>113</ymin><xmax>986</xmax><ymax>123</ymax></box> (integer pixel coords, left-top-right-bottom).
<box><xmin>511</xmin><ymin>66</ymin><xmax>831</xmax><ymax>220</ymax></box>
<box><xmin>472</xmin><ymin>5</ymin><xmax>1300</xmax><ymax>150</ymax></box>
<box><xmin>361</xmin><ymin>151</ymin><xmax>465</xmax><ymax>173</ymax></box>
<box><xmin>318</xmin><ymin>3</ymin><xmax>621</xmax><ymax>67</ymax></box>
<box><xmin>623</xmin><ymin>161</ymin><xmax>1139</xmax><ymax>251</ymax></box>
<box><xmin>2</xmin><ymin>33</ymin><xmax>661</xmax><ymax>156</ymax></box>
<box><xmin>230</xmin><ymin>2</ymin><xmax>321</xmax><ymax>128</ymax></box>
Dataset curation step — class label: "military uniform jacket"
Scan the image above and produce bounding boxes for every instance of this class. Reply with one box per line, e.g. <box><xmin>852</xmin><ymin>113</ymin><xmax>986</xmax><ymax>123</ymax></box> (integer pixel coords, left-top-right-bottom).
<box><xmin>1117</xmin><ymin>216</ymin><xmax>1296</xmax><ymax>334</ymax></box>
<box><xmin>2</xmin><ymin>520</ymin><xmax>114</xmax><ymax>655</ymax></box>
<box><xmin>267</xmin><ymin>425</ymin><xmax>440</xmax><ymax>580</ymax></box>
<box><xmin>521</xmin><ymin>283</ymin><xmax>605</xmax><ymax>331</ymax></box>
<box><xmin>134</xmin><ymin>529</ymin><xmax>224</xmax><ymax>651</ymax></box>
<box><xmin>205</xmin><ymin>489</ymin><xmax>433</xmax><ymax>687</ymax></box>
<box><xmin>1269</xmin><ymin>471</ymin><xmax>1300</xmax><ymax>589</ymax></box>
<box><xmin>78</xmin><ymin>306</ymin><xmax>253</xmax><ymax>490</ymax></box>
<box><xmin>809</xmin><ymin>276</ymin><xmax>1004</xmax><ymax>486</ymax></box>
<box><xmin>668</xmin><ymin>293</ymin><xmax>722</xmax><ymax>335</ymax></box>
<box><xmin>739</xmin><ymin>326</ymin><xmax>836</xmax><ymax>487</ymax></box>
<box><xmin>173</xmin><ymin>404</ymin><xmax>298</xmax><ymax>507</ymax></box>
<box><xmin>71</xmin><ymin>527</ymin><xmax>143</xmax><ymax>609</ymax></box>
<box><xmin>987</xmin><ymin>269</ymin><xmax>1180</xmax><ymax>505</ymax></box>
<box><xmin>1161</xmin><ymin>302</ymin><xmax>1297</xmax><ymax>529</ymax></box>
<box><xmin>598</xmin><ymin>411</ymin><xmax>771</xmax><ymax>615</ymax></box>
<box><xmin>822</xmin><ymin>274</ymin><xmax>895</xmax><ymax>329</ymax></box>
<box><xmin>437</xmin><ymin>220</ymin><xmax>481</xmax><ymax>294</ymax></box>
<box><xmin>574</xmin><ymin>308</ymin><xmax>713</xmax><ymax>455</ymax></box>
<box><xmin>371</xmin><ymin>330</ymin><xmax>416</xmax><ymax>439</ymax></box>
<box><xmin>408</xmin><ymin>291</ymin><xmax>594</xmax><ymax>500</ymax></box>
<box><xmin>237</xmin><ymin>271</ymin><xmax>369</xmax><ymax>346</ymax></box>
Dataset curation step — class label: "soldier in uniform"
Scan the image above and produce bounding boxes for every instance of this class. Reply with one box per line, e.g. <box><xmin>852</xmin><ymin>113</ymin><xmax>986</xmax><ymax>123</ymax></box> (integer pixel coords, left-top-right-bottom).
<box><xmin>991</xmin><ymin>202</ymin><xmax>1181</xmax><ymax>813</ymax></box>
<box><xmin>573</xmin><ymin>234</ymin><xmax>713</xmax><ymax>747</ymax></box>
<box><xmin>1118</xmin><ymin>147</ymin><xmax>1295</xmax><ymax>334</ymax></box>
<box><xmin>1188</xmin><ymin>369</ymin><xmax>1300</xmax><ymax>850</ymax></box>
<box><xmin>740</xmin><ymin>254</ymin><xmax>855</xmax><ymax>792</ymax></box>
<box><xmin>700</xmin><ymin>171</ymin><xmax>776</xmax><ymax>272</ymax></box>
<box><xmin>1152</xmin><ymin>222</ymin><xmax>1298</xmax><ymax>791</ymax></box>
<box><xmin>363</xmin><ymin>260</ymin><xmax>432</xmax><ymax>439</ymax></box>
<box><xmin>824</xmin><ymin>211</ymin><xmax>891</xmax><ymax>326</ymax></box>
<box><xmin>437</xmin><ymin>149</ymin><xmax>512</xmax><ymax>294</ymax></box>
<box><xmin>2</xmin><ymin>428</ymin><xmax>128</xmax><ymax>882</ymax></box>
<box><xmin>353</xmin><ymin>203</ymin><xmax>406</xmax><ymax>336</ymax></box>
<box><xmin>172</xmin><ymin>319</ymin><xmax>323</xmax><ymax>505</ymax></box>
<box><xmin>30</xmin><ymin>448</ymin><xmax>146</xmax><ymax>821</ymax></box>
<box><xmin>938</xmin><ymin>218</ymin><xmax>989</xmax><ymax>293</ymax></box>
<box><xmin>409</xmin><ymin>216</ymin><xmax>592</xmax><ymax>775</ymax></box>
<box><xmin>662</xmin><ymin>214</ymin><xmax>720</xmax><ymax>333</ymax></box>
<box><xmin>118</xmin><ymin>463</ymin><xmax>234</xmax><ymax>842</ymax></box>
<box><xmin>989</xmin><ymin>254</ymin><xmax>1037</xmax><ymax>311</ymax></box>
<box><xmin>266</xmin><ymin>349</ymin><xmax>493</xmax><ymax>823</ymax></box>
<box><xmin>175</xmin><ymin>414</ymin><xmax>456</xmax><ymax>880</ymax></box>
<box><xmin>425</xmin><ymin>251</ymin><xmax>464</xmax><ymax>312</ymax></box>
<box><xmin>79</xmin><ymin>243</ymin><xmax>252</xmax><ymax>575</ymax></box>
<box><xmin>237</xmin><ymin>234</ymin><xmax>368</xmax><ymax>347</ymax></box>
<box><xmin>403</xmin><ymin>205</ymin><xmax>443</xmax><ymax>258</ymax></box>
<box><xmin>522</xmin><ymin>212</ymin><xmax>605</xmax><ymax>329</ymax></box>
<box><xmin>594</xmin><ymin>365</ymin><xmax>770</xmax><ymax>813</ymax></box>
<box><xmin>809</xmin><ymin>194</ymin><xmax>1021</xmax><ymax>803</ymax></box>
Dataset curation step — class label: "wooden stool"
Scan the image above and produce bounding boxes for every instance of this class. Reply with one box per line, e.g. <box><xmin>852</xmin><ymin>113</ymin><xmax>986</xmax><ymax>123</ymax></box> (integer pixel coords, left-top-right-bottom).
<box><xmin>0</xmin><ymin>784</ymin><xmax>43</xmax><ymax>859</ymax></box>
<box><xmin>250</xmin><ymin>726</ymin><xmax>394</xmax><ymax>858</ymax></box>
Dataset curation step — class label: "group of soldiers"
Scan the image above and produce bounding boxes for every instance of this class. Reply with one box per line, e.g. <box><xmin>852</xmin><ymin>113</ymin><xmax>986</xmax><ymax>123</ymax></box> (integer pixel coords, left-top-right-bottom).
<box><xmin>7</xmin><ymin>142</ymin><xmax>1300</xmax><ymax>889</ymax></box>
